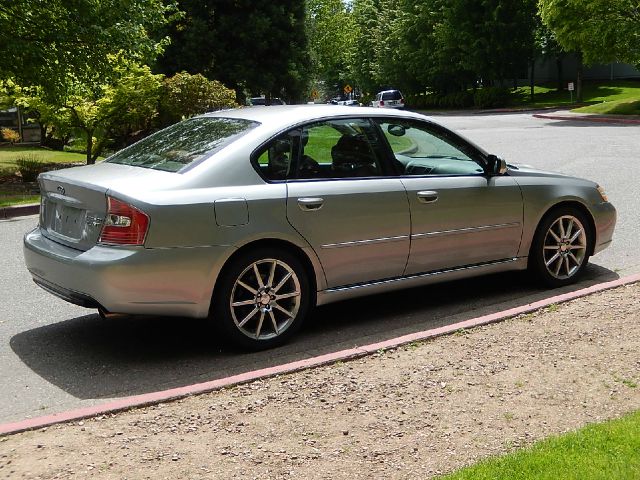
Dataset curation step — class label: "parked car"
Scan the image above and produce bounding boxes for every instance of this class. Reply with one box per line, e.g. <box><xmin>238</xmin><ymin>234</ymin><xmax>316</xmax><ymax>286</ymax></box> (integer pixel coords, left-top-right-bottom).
<box><xmin>373</xmin><ymin>89</ymin><xmax>405</xmax><ymax>109</ymax></box>
<box><xmin>249</xmin><ymin>96</ymin><xmax>286</xmax><ymax>106</ymax></box>
<box><xmin>24</xmin><ymin>106</ymin><xmax>616</xmax><ymax>350</ymax></box>
<box><xmin>328</xmin><ymin>97</ymin><xmax>360</xmax><ymax>107</ymax></box>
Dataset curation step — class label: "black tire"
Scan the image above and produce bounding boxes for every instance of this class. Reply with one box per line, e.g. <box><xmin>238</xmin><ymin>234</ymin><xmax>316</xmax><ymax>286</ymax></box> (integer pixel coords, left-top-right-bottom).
<box><xmin>211</xmin><ymin>247</ymin><xmax>311</xmax><ymax>350</ymax></box>
<box><xmin>529</xmin><ymin>206</ymin><xmax>593</xmax><ymax>288</ymax></box>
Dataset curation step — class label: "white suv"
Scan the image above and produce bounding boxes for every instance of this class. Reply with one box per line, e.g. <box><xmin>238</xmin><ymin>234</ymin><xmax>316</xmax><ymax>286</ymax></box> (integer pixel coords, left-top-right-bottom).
<box><xmin>372</xmin><ymin>89</ymin><xmax>405</xmax><ymax>109</ymax></box>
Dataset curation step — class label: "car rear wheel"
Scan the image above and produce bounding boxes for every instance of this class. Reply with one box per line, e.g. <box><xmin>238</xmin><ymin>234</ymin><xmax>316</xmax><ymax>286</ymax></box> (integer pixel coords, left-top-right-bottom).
<box><xmin>212</xmin><ymin>248</ymin><xmax>310</xmax><ymax>350</ymax></box>
<box><xmin>529</xmin><ymin>207</ymin><xmax>592</xmax><ymax>287</ymax></box>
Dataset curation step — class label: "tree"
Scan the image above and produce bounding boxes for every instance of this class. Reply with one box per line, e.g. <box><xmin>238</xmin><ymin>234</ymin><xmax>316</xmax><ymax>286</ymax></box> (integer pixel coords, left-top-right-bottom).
<box><xmin>0</xmin><ymin>0</ymin><xmax>177</xmax><ymax>102</ymax></box>
<box><xmin>535</xmin><ymin>23</ymin><xmax>568</xmax><ymax>93</ymax></box>
<box><xmin>539</xmin><ymin>0</ymin><xmax>640</xmax><ymax>102</ymax></box>
<box><xmin>439</xmin><ymin>0</ymin><xmax>537</xmax><ymax>88</ymax></box>
<box><xmin>10</xmin><ymin>85</ymin><xmax>74</xmax><ymax>149</ymax></box>
<box><xmin>306</xmin><ymin>0</ymin><xmax>358</xmax><ymax>97</ymax></box>
<box><xmin>60</xmin><ymin>62</ymin><xmax>164</xmax><ymax>164</ymax></box>
<box><xmin>158</xmin><ymin>0</ymin><xmax>310</xmax><ymax>103</ymax></box>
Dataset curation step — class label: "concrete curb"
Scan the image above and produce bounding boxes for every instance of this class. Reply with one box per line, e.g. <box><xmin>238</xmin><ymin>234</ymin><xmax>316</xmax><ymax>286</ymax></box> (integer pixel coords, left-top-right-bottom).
<box><xmin>2</xmin><ymin>273</ymin><xmax>639</xmax><ymax>437</ymax></box>
<box><xmin>533</xmin><ymin>112</ymin><xmax>640</xmax><ymax>125</ymax></box>
<box><xmin>0</xmin><ymin>203</ymin><xmax>39</xmax><ymax>220</ymax></box>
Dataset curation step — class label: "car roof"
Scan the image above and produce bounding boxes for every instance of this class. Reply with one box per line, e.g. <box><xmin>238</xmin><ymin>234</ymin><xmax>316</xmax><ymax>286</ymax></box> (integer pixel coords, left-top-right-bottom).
<box><xmin>201</xmin><ymin>105</ymin><xmax>425</xmax><ymax>125</ymax></box>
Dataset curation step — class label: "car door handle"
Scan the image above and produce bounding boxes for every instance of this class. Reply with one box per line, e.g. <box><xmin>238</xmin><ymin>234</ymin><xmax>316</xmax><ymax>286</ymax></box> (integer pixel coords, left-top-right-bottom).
<box><xmin>297</xmin><ymin>197</ymin><xmax>324</xmax><ymax>211</ymax></box>
<box><xmin>417</xmin><ymin>190</ymin><xmax>438</xmax><ymax>204</ymax></box>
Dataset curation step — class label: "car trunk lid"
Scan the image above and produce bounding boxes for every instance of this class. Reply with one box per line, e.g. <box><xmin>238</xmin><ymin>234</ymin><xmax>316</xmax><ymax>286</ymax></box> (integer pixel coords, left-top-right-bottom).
<box><xmin>37</xmin><ymin>163</ymin><xmax>177</xmax><ymax>251</ymax></box>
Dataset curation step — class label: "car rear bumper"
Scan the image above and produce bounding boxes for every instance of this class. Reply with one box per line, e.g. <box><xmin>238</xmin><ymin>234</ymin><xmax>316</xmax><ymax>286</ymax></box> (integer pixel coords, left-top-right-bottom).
<box><xmin>24</xmin><ymin>228</ymin><xmax>233</xmax><ymax>318</ymax></box>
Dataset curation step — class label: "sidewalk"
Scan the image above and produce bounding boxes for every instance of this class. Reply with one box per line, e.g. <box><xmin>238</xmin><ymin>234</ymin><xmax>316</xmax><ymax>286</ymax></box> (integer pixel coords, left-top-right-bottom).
<box><xmin>1</xmin><ymin>280</ymin><xmax>638</xmax><ymax>479</ymax></box>
<box><xmin>533</xmin><ymin>110</ymin><xmax>640</xmax><ymax>125</ymax></box>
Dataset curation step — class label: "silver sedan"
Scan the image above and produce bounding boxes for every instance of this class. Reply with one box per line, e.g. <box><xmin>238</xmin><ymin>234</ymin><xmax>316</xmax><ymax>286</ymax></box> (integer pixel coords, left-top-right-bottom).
<box><xmin>23</xmin><ymin>106</ymin><xmax>616</xmax><ymax>349</ymax></box>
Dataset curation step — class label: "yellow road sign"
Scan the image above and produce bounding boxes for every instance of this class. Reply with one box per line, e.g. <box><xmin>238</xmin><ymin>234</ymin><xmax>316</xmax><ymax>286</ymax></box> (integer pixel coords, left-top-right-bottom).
<box><xmin>343</xmin><ymin>84</ymin><xmax>353</xmax><ymax>94</ymax></box>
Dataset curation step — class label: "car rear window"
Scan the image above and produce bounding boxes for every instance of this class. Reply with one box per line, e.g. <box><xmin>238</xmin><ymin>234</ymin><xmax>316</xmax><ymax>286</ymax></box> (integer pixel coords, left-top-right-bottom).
<box><xmin>106</xmin><ymin>117</ymin><xmax>257</xmax><ymax>173</ymax></box>
<box><xmin>382</xmin><ymin>91</ymin><xmax>403</xmax><ymax>101</ymax></box>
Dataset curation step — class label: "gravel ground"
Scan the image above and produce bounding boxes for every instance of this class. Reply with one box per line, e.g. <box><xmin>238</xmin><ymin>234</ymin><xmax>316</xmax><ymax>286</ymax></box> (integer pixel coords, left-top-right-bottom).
<box><xmin>1</xmin><ymin>283</ymin><xmax>639</xmax><ymax>479</ymax></box>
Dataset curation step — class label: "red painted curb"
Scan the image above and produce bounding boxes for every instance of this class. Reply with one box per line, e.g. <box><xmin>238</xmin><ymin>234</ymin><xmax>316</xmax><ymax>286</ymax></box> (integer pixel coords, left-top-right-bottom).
<box><xmin>533</xmin><ymin>113</ymin><xmax>640</xmax><ymax>125</ymax></box>
<box><xmin>0</xmin><ymin>203</ymin><xmax>39</xmax><ymax>220</ymax></box>
<box><xmin>2</xmin><ymin>273</ymin><xmax>639</xmax><ymax>436</ymax></box>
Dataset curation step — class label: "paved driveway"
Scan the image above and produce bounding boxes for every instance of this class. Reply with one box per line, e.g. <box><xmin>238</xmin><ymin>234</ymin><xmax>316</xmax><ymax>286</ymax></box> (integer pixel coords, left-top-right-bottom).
<box><xmin>1</xmin><ymin>111</ymin><xmax>638</xmax><ymax>425</ymax></box>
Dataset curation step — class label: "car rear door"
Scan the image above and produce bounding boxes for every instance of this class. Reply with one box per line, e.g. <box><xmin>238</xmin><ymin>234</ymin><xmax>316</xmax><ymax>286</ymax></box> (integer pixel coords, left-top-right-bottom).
<box><xmin>282</xmin><ymin>118</ymin><xmax>411</xmax><ymax>288</ymax></box>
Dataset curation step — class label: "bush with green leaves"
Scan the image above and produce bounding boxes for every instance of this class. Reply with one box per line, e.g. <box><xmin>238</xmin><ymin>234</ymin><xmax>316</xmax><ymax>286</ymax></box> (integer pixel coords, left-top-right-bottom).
<box><xmin>14</xmin><ymin>155</ymin><xmax>48</xmax><ymax>182</ymax></box>
<box><xmin>473</xmin><ymin>87</ymin><xmax>512</xmax><ymax>109</ymax></box>
<box><xmin>0</xmin><ymin>165</ymin><xmax>17</xmax><ymax>181</ymax></box>
<box><xmin>160</xmin><ymin>72</ymin><xmax>237</xmax><ymax>126</ymax></box>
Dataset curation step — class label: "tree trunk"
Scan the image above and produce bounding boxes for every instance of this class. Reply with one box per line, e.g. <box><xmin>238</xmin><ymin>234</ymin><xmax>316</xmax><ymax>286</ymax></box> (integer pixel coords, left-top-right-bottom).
<box><xmin>530</xmin><ymin>59</ymin><xmax>535</xmax><ymax>101</ymax></box>
<box><xmin>39</xmin><ymin>124</ymin><xmax>47</xmax><ymax>147</ymax></box>
<box><xmin>556</xmin><ymin>55</ymin><xmax>564</xmax><ymax>91</ymax></box>
<box><xmin>86</xmin><ymin>129</ymin><xmax>95</xmax><ymax>165</ymax></box>
<box><xmin>576</xmin><ymin>51</ymin><xmax>584</xmax><ymax>103</ymax></box>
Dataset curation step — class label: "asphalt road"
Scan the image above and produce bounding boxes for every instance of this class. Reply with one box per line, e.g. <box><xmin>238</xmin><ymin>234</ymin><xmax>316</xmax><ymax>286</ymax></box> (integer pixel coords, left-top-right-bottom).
<box><xmin>1</xmin><ymin>111</ymin><xmax>638</xmax><ymax>425</ymax></box>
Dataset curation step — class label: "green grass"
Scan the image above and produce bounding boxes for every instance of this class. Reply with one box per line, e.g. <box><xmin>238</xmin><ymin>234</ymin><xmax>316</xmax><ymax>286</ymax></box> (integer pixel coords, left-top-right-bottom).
<box><xmin>513</xmin><ymin>80</ymin><xmax>640</xmax><ymax>111</ymax></box>
<box><xmin>439</xmin><ymin>410</ymin><xmax>640</xmax><ymax>480</ymax></box>
<box><xmin>574</xmin><ymin>98</ymin><xmax>640</xmax><ymax>115</ymax></box>
<box><xmin>0</xmin><ymin>194</ymin><xmax>40</xmax><ymax>207</ymax></box>
<box><xmin>0</xmin><ymin>146</ymin><xmax>86</xmax><ymax>169</ymax></box>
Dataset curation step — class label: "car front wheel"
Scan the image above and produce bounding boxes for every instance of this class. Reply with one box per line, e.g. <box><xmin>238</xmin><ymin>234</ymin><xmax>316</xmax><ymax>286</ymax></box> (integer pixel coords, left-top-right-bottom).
<box><xmin>529</xmin><ymin>207</ymin><xmax>592</xmax><ymax>287</ymax></box>
<box><xmin>212</xmin><ymin>248</ymin><xmax>310</xmax><ymax>350</ymax></box>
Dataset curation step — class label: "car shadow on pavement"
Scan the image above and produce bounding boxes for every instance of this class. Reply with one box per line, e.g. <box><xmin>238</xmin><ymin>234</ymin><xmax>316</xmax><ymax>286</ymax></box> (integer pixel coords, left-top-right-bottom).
<box><xmin>10</xmin><ymin>264</ymin><xmax>618</xmax><ymax>401</ymax></box>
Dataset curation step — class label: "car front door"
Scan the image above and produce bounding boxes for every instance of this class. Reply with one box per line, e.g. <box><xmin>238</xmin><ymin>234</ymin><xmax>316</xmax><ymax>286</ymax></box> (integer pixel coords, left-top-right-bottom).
<box><xmin>283</xmin><ymin>118</ymin><xmax>411</xmax><ymax>288</ymax></box>
<box><xmin>376</xmin><ymin>119</ymin><xmax>523</xmax><ymax>276</ymax></box>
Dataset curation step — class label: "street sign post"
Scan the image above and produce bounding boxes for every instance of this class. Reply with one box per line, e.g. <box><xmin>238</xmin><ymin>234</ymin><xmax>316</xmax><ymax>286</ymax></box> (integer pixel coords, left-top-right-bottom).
<box><xmin>568</xmin><ymin>82</ymin><xmax>575</xmax><ymax>103</ymax></box>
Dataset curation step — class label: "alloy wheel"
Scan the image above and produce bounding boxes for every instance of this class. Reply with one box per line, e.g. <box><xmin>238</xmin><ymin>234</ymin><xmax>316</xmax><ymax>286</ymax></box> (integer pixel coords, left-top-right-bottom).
<box><xmin>542</xmin><ymin>215</ymin><xmax>588</xmax><ymax>280</ymax></box>
<box><xmin>229</xmin><ymin>258</ymin><xmax>301</xmax><ymax>340</ymax></box>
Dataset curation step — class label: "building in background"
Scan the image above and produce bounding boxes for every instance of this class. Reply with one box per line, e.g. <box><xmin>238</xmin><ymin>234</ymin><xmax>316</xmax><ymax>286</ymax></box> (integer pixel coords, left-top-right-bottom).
<box><xmin>0</xmin><ymin>107</ymin><xmax>41</xmax><ymax>144</ymax></box>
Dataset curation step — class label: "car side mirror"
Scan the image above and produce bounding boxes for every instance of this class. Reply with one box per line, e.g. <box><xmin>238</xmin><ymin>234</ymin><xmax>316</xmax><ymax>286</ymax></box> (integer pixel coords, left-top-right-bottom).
<box><xmin>387</xmin><ymin>124</ymin><xmax>406</xmax><ymax>137</ymax></box>
<box><xmin>487</xmin><ymin>154</ymin><xmax>507</xmax><ymax>175</ymax></box>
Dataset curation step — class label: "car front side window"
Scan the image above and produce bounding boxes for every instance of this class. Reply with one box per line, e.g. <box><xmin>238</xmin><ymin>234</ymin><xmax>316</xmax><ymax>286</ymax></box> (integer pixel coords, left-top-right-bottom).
<box><xmin>377</xmin><ymin>120</ymin><xmax>485</xmax><ymax>176</ymax></box>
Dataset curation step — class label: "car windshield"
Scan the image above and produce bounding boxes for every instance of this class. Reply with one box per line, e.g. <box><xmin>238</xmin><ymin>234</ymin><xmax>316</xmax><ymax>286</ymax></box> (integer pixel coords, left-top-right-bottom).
<box><xmin>106</xmin><ymin>117</ymin><xmax>257</xmax><ymax>173</ymax></box>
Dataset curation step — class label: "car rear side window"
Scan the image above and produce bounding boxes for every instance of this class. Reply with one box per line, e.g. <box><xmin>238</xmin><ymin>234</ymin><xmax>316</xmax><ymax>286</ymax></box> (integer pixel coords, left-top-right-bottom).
<box><xmin>106</xmin><ymin>117</ymin><xmax>257</xmax><ymax>173</ymax></box>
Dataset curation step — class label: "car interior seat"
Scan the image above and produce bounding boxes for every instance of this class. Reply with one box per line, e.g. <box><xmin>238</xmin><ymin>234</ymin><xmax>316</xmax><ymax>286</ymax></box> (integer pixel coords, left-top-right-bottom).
<box><xmin>330</xmin><ymin>134</ymin><xmax>379</xmax><ymax>177</ymax></box>
<box><xmin>267</xmin><ymin>139</ymin><xmax>290</xmax><ymax>179</ymax></box>
<box><xmin>298</xmin><ymin>130</ymin><xmax>321</xmax><ymax>178</ymax></box>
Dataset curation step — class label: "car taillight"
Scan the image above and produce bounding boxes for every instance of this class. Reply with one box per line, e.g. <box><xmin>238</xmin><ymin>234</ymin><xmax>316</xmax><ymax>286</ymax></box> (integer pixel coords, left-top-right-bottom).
<box><xmin>99</xmin><ymin>196</ymin><xmax>149</xmax><ymax>246</ymax></box>
<box><xmin>380</xmin><ymin>100</ymin><xmax>385</xmax><ymax>106</ymax></box>
<box><xmin>400</xmin><ymin>98</ymin><xmax>405</xmax><ymax>104</ymax></box>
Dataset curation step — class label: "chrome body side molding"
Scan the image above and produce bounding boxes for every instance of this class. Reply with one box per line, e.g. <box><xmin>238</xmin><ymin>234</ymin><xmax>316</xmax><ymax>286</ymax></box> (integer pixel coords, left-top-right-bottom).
<box><xmin>411</xmin><ymin>222</ymin><xmax>521</xmax><ymax>240</ymax></box>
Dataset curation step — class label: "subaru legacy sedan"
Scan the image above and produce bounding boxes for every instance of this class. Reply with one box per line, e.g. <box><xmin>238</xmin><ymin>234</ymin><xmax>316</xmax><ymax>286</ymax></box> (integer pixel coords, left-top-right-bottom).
<box><xmin>24</xmin><ymin>106</ymin><xmax>616</xmax><ymax>349</ymax></box>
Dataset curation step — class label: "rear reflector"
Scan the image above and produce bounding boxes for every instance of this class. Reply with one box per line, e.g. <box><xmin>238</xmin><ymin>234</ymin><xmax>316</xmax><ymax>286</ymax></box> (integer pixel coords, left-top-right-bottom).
<box><xmin>99</xmin><ymin>196</ymin><xmax>149</xmax><ymax>246</ymax></box>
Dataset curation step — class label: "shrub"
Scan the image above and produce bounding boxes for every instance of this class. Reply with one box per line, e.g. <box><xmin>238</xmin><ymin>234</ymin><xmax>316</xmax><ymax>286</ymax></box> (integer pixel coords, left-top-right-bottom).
<box><xmin>0</xmin><ymin>166</ymin><xmax>17</xmax><ymax>181</ymax></box>
<box><xmin>473</xmin><ymin>87</ymin><xmax>512</xmax><ymax>109</ymax></box>
<box><xmin>160</xmin><ymin>72</ymin><xmax>238</xmax><ymax>125</ymax></box>
<box><xmin>1</xmin><ymin>127</ymin><xmax>20</xmax><ymax>144</ymax></box>
<box><xmin>14</xmin><ymin>155</ymin><xmax>48</xmax><ymax>182</ymax></box>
